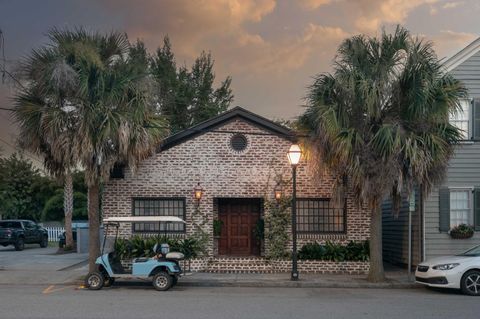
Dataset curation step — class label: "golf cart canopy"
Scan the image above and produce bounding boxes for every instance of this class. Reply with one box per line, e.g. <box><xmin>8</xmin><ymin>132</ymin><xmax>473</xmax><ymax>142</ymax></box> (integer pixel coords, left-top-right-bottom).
<box><xmin>103</xmin><ymin>216</ymin><xmax>186</xmax><ymax>223</ymax></box>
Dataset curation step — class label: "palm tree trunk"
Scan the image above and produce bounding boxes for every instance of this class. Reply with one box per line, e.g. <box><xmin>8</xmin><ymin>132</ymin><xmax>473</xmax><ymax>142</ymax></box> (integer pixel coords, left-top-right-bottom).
<box><xmin>64</xmin><ymin>172</ymin><xmax>74</xmax><ymax>248</ymax></box>
<box><xmin>87</xmin><ymin>183</ymin><xmax>101</xmax><ymax>272</ymax></box>
<box><xmin>367</xmin><ymin>204</ymin><xmax>385</xmax><ymax>282</ymax></box>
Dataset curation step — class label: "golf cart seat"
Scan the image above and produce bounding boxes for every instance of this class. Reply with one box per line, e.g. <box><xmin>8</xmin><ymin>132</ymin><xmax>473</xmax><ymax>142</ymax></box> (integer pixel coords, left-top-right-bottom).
<box><xmin>166</xmin><ymin>252</ymin><xmax>184</xmax><ymax>260</ymax></box>
<box><xmin>133</xmin><ymin>257</ymin><xmax>149</xmax><ymax>263</ymax></box>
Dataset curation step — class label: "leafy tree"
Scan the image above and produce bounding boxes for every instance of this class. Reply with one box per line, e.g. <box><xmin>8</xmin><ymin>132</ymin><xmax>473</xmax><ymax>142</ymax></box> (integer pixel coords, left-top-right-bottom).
<box><xmin>0</xmin><ymin>153</ymin><xmax>54</xmax><ymax>221</ymax></box>
<box><xmin>300</xmin><ymin>26</ymin><xmax>465</xmax><ymax>282</ymax></box>
<box><xmin>150</xmin><ymin>37</ymin><xmax>234</xmax><ymax>132</ymax></box>
<box><xmin>42</xmin><ymin>190</ymin><xmax>88</xmax><ymax>222</ymax></box>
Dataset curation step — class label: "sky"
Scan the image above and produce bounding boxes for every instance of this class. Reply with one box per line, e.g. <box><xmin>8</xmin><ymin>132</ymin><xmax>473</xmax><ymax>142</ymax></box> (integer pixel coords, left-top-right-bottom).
<box><xmin>1</xmin><ymin>0</ymin><xmax>479</xmax><ymax>159</ymax></box>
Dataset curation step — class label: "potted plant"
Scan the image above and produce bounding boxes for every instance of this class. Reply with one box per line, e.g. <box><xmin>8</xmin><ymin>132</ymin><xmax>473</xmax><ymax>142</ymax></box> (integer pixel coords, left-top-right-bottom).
<box><xmin>213</xmin><ymin>219</ymin><xmax>223</xmax><ymax>238</ymax></box>
<box><xmin>449</xmin><ymin>224</ymin><xmax>474</xmax><ymax>239</ymax></box>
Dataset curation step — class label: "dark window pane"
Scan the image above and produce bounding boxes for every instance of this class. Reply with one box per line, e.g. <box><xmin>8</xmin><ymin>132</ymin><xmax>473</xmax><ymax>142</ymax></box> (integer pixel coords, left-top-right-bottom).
<box><xmin>132</xmin><ymin>198</ymin><xmax>185</xmax><ymax>233</ymax></box>
<box><xmin>296</xmin><ymin>199</ymin><xmax>345</xmax><ymax>233</ymax></box>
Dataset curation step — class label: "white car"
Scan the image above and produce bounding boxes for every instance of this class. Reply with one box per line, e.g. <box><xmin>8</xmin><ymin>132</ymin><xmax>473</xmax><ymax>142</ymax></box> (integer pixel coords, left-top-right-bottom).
<box><xmin>415</xmin><ymin>245</ymin><xmax>480</xmax><ymax>296</ymax></box>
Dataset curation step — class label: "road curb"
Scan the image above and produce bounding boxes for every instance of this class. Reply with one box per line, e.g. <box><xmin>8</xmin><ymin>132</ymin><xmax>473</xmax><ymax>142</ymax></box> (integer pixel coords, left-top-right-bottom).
<box><xmin>176</xmin><ymin>280</ymin><xmax>419</xmax><ymax>289</ymax></box>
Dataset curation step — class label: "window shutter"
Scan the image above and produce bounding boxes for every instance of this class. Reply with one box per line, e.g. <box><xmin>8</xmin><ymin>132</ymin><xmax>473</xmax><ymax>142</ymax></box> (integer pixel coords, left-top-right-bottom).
<box><xmin>474</xmin><ymin>187</ymin><xmax>480</xmax><ymax>231</ymax></box>
<box><xmin>439</xmin><ymin>188</ymin><xmax>450</xmax><ymax>232</ymax></box>
<box><xmin>474</xmin><ymin>99</ymin><xmax>480</xmax><ymax>139</ymax></box>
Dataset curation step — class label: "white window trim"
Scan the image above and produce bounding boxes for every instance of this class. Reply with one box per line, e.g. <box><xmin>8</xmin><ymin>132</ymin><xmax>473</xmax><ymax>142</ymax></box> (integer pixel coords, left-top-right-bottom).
<box><xmin>448</xmin><ymin>187</ymin><xmax>474</xmax><ymax>227</ymax></box>
<box><xmin>449</xmin><ymin>98</ymin><xmax>473</xmax><ymax>141</ymax></box>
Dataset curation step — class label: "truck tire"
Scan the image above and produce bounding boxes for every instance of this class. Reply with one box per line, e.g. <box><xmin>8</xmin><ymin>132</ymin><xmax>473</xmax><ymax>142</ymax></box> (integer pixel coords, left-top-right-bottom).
<box><xmin>14</xmin><ymin>238</ymin><xmax>25</xmax><ymax>251</ymax></box>
<box><xmin>40</xmin><ymin>235</ymin><xmax>48</xmax><ymax>248</ymax></box>
<box><xmin>152</xmin><ymin>271</ymin><xmax>173</xmax><ymax>291</ymax></box>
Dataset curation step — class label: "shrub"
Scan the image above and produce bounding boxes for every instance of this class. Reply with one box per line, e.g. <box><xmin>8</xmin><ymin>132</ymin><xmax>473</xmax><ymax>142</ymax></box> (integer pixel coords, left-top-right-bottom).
<box><xmin>265</xmin><ymin>197</ymin><xmax>291</xmax><ymax>259</ymax></box>
<box><xmin>449</xmin><ymin>224</ymin><xmax>474</xmax><ymax>239</ymax></box>
<box><xmin>114</xmin><ymin>235</ymin><xmax>186</xmax><ymax>260</ymax></box>
<box><xmin>298</xmin><ymin>241</ymin><xmax>369</xmax><ymax>262</ymax></box>
<box><xmin>298</xmin><ymin>242</ymin><xmax>326</xmax><ymax>260</ymax></box>
<box><xmin>213</xmin><ymin>219</ymin><xmax>223</xmax><ymax>237</ymax></box>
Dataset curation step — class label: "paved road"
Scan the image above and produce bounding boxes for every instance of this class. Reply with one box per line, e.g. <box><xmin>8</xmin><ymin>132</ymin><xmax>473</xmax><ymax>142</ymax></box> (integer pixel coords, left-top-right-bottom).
<box><xmin>0</xmin><ymin>284</ymin><xmax>477</xmax><ymax>319</ymax></box>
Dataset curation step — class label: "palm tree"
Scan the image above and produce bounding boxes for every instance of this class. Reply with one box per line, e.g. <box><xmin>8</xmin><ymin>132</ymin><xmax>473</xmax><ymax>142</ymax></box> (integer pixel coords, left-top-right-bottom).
<box><xmin>15</xmin><ymin>28</ymin><xmax>169</xmax><ymax>271</ymax></box>
<box><xmin>54</xmin><ymin>29</ymin><xmax>168</xmax><ymax>271</ymax></box>
<box><xmin>300</xmin><ymin>26</ymin><xmax>466</xmax><ymax>282</ymax></box>
<box><xmin>14</xmin><ymin>44</ymin><xmax>79</xmax><ymax>248</ymax></box>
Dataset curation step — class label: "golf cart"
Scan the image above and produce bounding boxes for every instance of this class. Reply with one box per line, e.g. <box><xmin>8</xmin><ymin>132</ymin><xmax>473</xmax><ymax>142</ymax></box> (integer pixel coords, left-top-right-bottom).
<box><xmin>84</xmin><ymin>216</ymin><xmax>185</xmax><ymax>291</ymax></box>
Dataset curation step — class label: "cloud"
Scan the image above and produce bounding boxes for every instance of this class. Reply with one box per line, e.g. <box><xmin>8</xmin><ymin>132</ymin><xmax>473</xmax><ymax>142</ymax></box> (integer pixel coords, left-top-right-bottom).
<box><xmin>199</xmin><ymin>23</ymin><xmax>348</xmax><ymax>78</ymax></box>
<box><xmin>442</xmin><ymin>1</ymin><xmax>464</xmax><ymax>9</ymax></box>
<box><xmin>100</xmin><ymin>0</ymin><xmax>276</xmax><ymax>59</ymax></box>
<box><xmin>298</xmin><ymin>0</ymin><xmax>333</xmax><ymax>10</ymax></box>
<box><xmin>352</xmin><ymin>0</ymin><xmax>439</xmax><ymax>33</ymax></box>
<box><xmin>429</xmin><ymin>30</ymin><xmax>478</xmax><ymax>58</ymax></box>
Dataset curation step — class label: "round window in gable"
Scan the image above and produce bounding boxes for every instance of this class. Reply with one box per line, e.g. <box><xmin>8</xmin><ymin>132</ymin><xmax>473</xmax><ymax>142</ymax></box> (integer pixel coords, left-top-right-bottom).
<box><xmin>230</xmin><ymin>134</ymin><xmax>248</xmax><ymax>152</ymax></box>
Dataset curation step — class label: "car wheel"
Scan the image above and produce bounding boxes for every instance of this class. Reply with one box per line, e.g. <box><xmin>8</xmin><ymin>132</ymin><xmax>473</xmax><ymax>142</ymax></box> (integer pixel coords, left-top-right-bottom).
<box><xmin>14</xmin><ymin>238</ymin><xmax>25</xmax><ymax>251</ymax></box>
<box><xmin>152</xmin><ymin>271</ymin><xmax>172</xmax><ymax>291</ymax></box>
<box><xmin>461</xmin><ymin>270</ymin><xmax>480</xmax><ymax>296</ymax></box>
<box><xmin>40</xmin><ymin>236</ymin><xmax>48</xmax><ymax>248</ymax></box>
<box><xmin>103</xmin><ymin>276</ymin><xmax>115</xmax><ymax>287</ymax></box>
<box><xmin>85</xmin><ymin>272</ymin><xmax>104</xmax><ymax>290</ymax></box>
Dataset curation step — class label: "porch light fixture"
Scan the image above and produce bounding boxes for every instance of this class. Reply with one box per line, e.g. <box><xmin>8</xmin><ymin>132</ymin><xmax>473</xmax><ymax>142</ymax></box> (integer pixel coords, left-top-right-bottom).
<box><xmin>194</xmin><ymin>183</ymin><xmax>204</xmax><ymax>202</ymax></box>
<box><xmin>287</xmin><ymin>143</ymin><xmax>302</xmax><ymax>281</ymax></box>
<box><xmin>274</xmin><ymin>184</ymin><xmax>283</xmax><ymax>201</ymax></box>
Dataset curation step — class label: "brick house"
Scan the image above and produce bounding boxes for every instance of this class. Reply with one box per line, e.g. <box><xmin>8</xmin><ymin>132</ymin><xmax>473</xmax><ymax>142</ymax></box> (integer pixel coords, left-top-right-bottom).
<box><xmin>103</xmin><ymin>107</ymin><xmax>370</xmax><ymax>273</ymax></box>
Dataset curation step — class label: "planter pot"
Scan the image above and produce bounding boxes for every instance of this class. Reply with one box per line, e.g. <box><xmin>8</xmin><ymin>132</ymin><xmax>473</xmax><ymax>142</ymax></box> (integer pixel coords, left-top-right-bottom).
<box><xmin>450</xmin><ymin>232</ymin><xmax>474</xmax><ymax>239</ymax></box>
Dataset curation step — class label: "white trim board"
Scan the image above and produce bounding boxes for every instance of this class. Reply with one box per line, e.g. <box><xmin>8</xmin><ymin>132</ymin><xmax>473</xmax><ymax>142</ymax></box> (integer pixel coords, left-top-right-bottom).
<box><xmin>443</xmin><ymin>37</ymin><xmax>480</xmax><ymax>72</ymax></box>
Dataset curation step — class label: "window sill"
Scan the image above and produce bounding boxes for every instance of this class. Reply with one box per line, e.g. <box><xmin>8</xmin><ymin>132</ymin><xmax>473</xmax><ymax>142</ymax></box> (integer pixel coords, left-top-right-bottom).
<box><xmin>298</xmin><ymin>233</ymin><xmax>348</xmax><ymax>240</ymax></box>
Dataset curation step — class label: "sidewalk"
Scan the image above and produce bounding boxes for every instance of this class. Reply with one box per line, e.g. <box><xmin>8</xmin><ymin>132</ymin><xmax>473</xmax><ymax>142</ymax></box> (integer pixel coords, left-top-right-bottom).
<box><xmin>176</xmin><ymin>271</ymin><xmax>418</xmax><ymax>289</ymax></box>
<box><xmin>0</xmin><ymin>246</ymin><xmax>418</xmax><ymax>289</ymax></box>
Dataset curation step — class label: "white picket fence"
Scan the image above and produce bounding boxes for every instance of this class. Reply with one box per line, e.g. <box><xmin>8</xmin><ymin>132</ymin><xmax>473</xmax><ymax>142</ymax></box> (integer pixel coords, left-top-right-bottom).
<box><xmin>45</xmin><ymin>227</ymin><xmax>65</xmax><ymax>242</ymax></box>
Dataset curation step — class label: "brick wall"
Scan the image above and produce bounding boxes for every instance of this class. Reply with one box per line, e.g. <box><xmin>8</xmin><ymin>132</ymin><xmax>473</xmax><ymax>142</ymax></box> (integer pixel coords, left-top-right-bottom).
<box><xmin>103</xmin><ymin>118</ymin><xmax>371</xmax><ymax>260</ymax></box>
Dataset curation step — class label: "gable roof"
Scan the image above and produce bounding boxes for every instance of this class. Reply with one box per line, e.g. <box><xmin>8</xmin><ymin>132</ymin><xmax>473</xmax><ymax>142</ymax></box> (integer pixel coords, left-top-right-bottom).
<box><xmin>158</xmin><ymin>106</ymin><xmax>295</xmax><ymax>152</ymax></box>
<box><xmin>443</xmin><ymin>37</ymin><xmax>480</xmax><ymax>72</ymax></box>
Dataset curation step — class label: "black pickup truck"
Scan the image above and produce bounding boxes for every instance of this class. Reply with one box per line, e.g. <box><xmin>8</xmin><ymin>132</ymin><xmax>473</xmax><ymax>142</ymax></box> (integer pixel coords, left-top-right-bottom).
<box><xmin>0</xmin><ymin>220</ymin><xmax>48</xmax><ymax>251</ymax></box>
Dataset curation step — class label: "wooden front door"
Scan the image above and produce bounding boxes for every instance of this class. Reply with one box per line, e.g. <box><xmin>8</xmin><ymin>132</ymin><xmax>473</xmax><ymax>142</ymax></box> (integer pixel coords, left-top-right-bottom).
<box><xmin>218</xmin><ymin>198</ymin><xmax>261</xmax><ymax>256</ymax></box>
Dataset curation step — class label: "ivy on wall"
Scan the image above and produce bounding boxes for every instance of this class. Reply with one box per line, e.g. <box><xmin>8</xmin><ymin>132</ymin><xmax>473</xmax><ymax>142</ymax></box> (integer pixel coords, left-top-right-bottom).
<box><xmin>264</xmin><ymin>197</ymin><xmax>291</xmax><ymax>259</ymax></box>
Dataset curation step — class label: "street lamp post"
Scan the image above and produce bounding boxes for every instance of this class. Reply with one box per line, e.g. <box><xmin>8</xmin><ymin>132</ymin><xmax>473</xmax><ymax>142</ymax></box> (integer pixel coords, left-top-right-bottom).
<box><xmin>287</xmin><ymin>144</ymin><xmax>301</xmax><ymax>281</ymax></box>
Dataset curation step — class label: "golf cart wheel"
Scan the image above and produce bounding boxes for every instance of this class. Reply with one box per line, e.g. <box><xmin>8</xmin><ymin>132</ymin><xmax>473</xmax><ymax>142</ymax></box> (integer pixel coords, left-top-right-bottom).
<box><xmin>461</xmin><ymin>270</ymin><xmax>480</xmax><ymax>296</ymax></box>
<box><xmin>104</xmin><ymin>276</ymin><xmax>115</xmax><ymax>287</ymax></box>
<box><xmin>40</xmin><ymin>236</ymin><xmax>48</xmax><ymax>248</ymax></box>
<box><xmin>152</xmin><ymin>272</ymin><xmax>173</xmax><ymax>291</ymax></box>
<box><xmin>85</xmin><ymin>272</ymin><xmax>104</xmax><ymax>290</ymax></box>
<box><xmin>14</xmin><ymin>238</ymin><xmax>25</xmax><ymax>251</ymax></box>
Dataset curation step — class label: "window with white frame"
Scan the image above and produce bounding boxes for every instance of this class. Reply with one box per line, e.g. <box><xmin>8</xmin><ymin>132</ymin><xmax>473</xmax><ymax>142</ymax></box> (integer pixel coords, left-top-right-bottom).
<box><xmin>132</xmin><ymin>198</ymin><xmax>185</xmax><ymax>233</ymax></box>
<box><xmin>449</xmin><ymin>99</ymin><xmax>471</xmax><ymax>140</ymax></box>
<box><xmin>449</xmin><ymin>189</ymin><xmax>473</xmax><ymax>227</ymax></box>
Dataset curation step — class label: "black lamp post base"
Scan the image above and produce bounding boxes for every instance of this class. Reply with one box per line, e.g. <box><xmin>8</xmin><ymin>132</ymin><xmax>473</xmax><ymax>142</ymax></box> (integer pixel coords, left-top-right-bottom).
<box><xmin>291</xmin><ymin>271</ymin><xmax>299</xmax><ymax>281</ymax></box>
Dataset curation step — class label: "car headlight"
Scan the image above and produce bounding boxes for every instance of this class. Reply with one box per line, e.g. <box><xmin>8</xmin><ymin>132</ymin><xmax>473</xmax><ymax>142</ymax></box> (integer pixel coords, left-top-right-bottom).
<box><xmin>432</xmin><ymin>263</ymin><xmax>460</xmax><ymax>270</ymax></box>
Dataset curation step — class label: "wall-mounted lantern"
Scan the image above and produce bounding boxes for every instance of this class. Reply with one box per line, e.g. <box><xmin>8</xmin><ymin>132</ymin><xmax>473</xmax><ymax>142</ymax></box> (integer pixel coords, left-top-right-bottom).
<box><xmin>274</xmin><ymin>184</ymin><xmax>283</xmax><ymax>201</ymax></box>
<box><xmin>194</xmin><ymin>183</ymin><xmax>204</xmax><ymax>204</ymax></box>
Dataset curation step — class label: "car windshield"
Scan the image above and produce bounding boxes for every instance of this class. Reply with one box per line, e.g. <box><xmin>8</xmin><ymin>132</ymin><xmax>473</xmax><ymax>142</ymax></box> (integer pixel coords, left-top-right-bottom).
<box><xmin>0</xmin><ymin>221</ymin><xmax>22</xmax><ymax>229</ymax></box>
<box><xmin>458</xmin><ymin>245</ymin><xmax>480</xmax><ymax>257</ymax></box>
